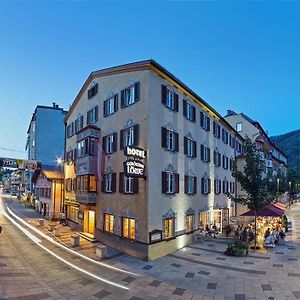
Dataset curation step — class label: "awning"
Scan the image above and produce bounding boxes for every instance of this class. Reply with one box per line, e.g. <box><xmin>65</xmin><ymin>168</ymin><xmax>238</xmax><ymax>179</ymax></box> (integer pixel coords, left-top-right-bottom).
<box><xmin>240</xmin><ymin>205</ymin><xmax>284</xmax><ymax>217</ymax></box>
<box><xmin>273</xmin><ymin>202</ymin><xmax>287</xmax><ymax>210</ymax></box>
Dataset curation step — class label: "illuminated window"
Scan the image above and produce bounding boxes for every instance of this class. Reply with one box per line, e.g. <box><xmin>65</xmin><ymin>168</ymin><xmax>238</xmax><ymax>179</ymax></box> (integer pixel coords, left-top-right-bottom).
<box><xmin>236</xmin><ymin>122</ymin><xmax>242</xmax><ymax>132</ymax></box>
<box><xmin>89</xmin><ymin>176</ymin><xmax>97</xmax><ymax>192</ymax></box>
<box><xmin>122</xmin><ymin>217</ymin><xmax>135</xmax><ymax>240</ymax></box>
<box><xmin>104</xmin><ymin>213</ymin><xmax>114</xmax><ymax>233</ymax></box>
<box><xmin>186</xmin><ymin>215</ymin><xmax>194</xmax><ymax>233</ymax></box>
<box><xmin>164</xmin><ymin>218</ymin><xmax>175</xmax><ymax>239</ymax></box>
<box><xmin>199</xmin><ymin>211</ymin><xmax>209</xmax><ymax>228</ymax></box>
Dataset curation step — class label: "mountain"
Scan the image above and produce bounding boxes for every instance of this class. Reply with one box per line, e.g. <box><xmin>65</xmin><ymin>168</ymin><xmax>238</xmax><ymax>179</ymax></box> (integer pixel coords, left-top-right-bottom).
<box><xmin>271</xmin><ymin>129</ymin><xmax>300</xmax><ymax>174</ymax></box>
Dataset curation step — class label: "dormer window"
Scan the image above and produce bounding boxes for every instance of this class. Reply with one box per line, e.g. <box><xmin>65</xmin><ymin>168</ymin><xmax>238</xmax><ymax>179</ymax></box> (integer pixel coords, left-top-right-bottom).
<box><xmin>88</xmin><ymin>83</ymin><xmax>98</xmax><ymax>99</ymax></box>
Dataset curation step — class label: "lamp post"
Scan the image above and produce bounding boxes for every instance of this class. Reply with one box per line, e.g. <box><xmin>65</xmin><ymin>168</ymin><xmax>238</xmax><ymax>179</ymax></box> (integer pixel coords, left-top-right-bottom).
<box><xmin>289</xmin><ymin>181</ymin><xmax>292</xmax><ymax>210</ymax></box>
<box><xmin>56</xmin><ymin>157</ymin><xmax>64</xmax><ymax>217</ymax></box>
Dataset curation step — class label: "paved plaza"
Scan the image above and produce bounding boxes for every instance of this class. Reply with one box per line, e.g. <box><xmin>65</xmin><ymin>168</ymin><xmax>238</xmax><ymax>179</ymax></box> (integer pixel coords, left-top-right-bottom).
<box><xmin>1</xmin><ymin>196</ymin><xmax>300</xmax><ymax>299</ymax></box>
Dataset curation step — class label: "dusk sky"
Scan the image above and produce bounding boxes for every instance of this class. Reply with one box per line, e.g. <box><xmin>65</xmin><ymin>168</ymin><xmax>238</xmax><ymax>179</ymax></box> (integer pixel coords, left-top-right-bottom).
<box><xmin>0</xmin><ymin>1</ymin><xmax>299</xmax><ymax>160</ymax></box>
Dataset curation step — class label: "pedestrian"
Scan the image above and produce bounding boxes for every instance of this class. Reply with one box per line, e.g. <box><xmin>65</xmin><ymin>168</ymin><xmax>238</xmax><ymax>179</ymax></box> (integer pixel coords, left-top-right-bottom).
<box><xmin>61</xmin><ymin>212</ymin><xmax>66</xmax><ymax>226</ymax></box>
<box><xmin>225</xmin><ymin>224</ymin><xmax>232</xmax><ymax>239</ymax></box>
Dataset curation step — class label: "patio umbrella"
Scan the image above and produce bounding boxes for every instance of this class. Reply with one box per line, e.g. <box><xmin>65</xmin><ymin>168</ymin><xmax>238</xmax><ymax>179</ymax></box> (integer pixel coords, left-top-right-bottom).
<box><xmin>240</xmin><ymin>205</ymin><xmax>284</xmax><ymax>217</ymax></box>
<box><xmin>272</xmin><ymin>202</ymin><xmax>286</xmax><ymax>211</ymax></box>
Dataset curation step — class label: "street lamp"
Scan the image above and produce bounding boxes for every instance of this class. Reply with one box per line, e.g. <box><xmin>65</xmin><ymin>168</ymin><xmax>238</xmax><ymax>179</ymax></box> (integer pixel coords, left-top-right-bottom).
<box><xmin>56</xmin><ymin>157</ymin><xmax>64</xmax><ymax>216</ymax></box>
<box><xmin>289</xmin><ymin>181</ymin><xmax>292</xmax><ymax>209</ymax></box>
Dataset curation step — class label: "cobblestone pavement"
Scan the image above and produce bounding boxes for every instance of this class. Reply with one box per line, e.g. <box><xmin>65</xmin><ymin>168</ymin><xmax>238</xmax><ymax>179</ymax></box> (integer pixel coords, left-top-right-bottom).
<box><xmin>1</xmin><ymin>194</ymin><xmax>300</xmax><ymax>300</ymax></box>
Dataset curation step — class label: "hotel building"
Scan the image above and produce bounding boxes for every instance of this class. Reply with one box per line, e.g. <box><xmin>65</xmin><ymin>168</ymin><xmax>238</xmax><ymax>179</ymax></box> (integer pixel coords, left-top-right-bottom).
<box><xmin>64</xmin><ymin>60</ymin><xmax>243</xmax><ymax>260</ymax></box>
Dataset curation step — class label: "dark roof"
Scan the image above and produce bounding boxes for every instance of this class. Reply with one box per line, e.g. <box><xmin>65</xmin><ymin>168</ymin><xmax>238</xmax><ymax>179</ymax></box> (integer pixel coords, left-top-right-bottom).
<box><xmin>65</xmin><ymin>59</ymin><xmax>244</xmax><ymax>141</ymax></box>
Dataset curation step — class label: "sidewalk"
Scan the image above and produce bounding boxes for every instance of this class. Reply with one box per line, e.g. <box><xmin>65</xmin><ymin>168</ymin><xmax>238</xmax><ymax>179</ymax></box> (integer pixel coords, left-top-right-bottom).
<box><xmin>7</xmin><ymin>199</ymin><xmax>105</xmax><ymax>260</ymax></box>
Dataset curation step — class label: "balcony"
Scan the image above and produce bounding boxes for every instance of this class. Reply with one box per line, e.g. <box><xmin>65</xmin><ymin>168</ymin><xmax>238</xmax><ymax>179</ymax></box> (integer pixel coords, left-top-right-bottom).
<box><xmin>76</xmin><ymin>156</ymin><xmax>96</xmax><ymax>176</ymax></box>
<box><xmin>75</xmin><ymin>191</ymin><xmax>97</xmax><ymax>204</ymax></box>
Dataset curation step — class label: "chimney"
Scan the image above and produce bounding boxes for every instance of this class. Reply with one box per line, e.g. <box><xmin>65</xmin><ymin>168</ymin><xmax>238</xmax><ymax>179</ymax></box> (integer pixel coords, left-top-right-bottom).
<box><xmin>226</xmin><ymin>110</ymin><xmax>237</xmax><ymax>116</ymax></box>
<box><xmin>52</xmin><ymin>102</ymin><xmax>56</xmax><ymax>108</ymax></box>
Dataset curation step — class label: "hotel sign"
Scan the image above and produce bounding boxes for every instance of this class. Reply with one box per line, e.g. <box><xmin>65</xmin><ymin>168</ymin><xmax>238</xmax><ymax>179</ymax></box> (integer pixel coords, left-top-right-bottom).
<box><xmin>124</xmin><ymin>146</ymin><xmax>146</xmax><ymax>178</ymax></box>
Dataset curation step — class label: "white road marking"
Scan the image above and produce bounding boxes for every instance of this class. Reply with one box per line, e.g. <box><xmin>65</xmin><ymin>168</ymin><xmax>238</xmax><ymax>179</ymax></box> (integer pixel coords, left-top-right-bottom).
<box><xmin>0</xmin><ymin>199</ymin><xmax>131</xmax><ymax>290</ymax></box>
<box><xmin>6</xmin><ymin>205</ymin><xmax>140</xmax><ymax>277</ymax></box>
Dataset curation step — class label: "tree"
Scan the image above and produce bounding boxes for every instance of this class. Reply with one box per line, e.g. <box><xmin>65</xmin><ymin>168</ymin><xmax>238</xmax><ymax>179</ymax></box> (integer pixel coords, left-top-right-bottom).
<box><xmin>229</xmin><ymin>136</ymin><xmax>275</xmax><ymax>249</ymax></box>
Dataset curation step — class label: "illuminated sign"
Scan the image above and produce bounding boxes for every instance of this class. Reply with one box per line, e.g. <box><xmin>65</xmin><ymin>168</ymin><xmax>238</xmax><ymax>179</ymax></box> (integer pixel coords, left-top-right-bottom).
<box><xmin>124</xmin><ymin>160</ymin><xmax>145</xmax><ymax>178</ymax></box>
<box><xmin>124</xmin><ymin>146</ymin><xmax>146</xmax><ymax>159</ymax></box>
<box><xmin>124</xmin><ymin>146</ymin><xmax>146</xmax><ymax>178</ymax></box>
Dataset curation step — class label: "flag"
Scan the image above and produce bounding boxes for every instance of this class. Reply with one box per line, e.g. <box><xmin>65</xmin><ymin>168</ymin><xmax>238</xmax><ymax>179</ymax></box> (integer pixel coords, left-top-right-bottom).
<box><xmin>95</xmin><ymin>140</ymin><xmax>105</xmax><ymax>181</ymax></box>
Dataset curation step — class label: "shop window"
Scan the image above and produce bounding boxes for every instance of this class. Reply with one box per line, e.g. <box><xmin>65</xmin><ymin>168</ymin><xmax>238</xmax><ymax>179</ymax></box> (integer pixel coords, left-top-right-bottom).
<box><xmin>66</xmin><ymin>206</ymin><xmax>79</xmax><ymax>223</ymax></box>
<box><xmin>104</xmin><ymin>213</ymin><xmax>114</xmax><ymax>233</ymax></box>
<box><xmin>186</xmin><ymin>214</ymin><xmax>194</xmax><ymax>233</ymax></box>
<box><xmin>199</xmin><ymin>211</ymin><xmax>209</xmax><ymax>229</ymax></box>
<box><xmin>122</xmin><ymin>217</ymin><xmax>135</xmax><ymax>240</ymax></box>
<box><xmin>164</xmin><ymin>218</ymin><xmax>175</xmax><ymax>239</ymax></box>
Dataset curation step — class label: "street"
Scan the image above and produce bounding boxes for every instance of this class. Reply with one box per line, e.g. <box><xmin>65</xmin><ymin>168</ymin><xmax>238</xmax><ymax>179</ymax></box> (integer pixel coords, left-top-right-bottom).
<box><xmin>2</xmin><ymin>193</ymin><xmax>300</xmax><ymax>299</ymax></box>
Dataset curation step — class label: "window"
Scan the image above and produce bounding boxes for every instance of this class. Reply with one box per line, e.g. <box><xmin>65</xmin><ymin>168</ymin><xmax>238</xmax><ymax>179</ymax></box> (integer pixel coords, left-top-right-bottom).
<box><xmin>162</xmin><ymin>171</ymin><xmax>179</xmax><ymax>194</ymax></box>
<box><xmin>104</xmin><ymin>95</ymin><xmax>118</xmax><ymax>117</ymax></box>
<box><xmin>32</xmin><ymin>140</ymin><xmax>35</xmax><ymax>147</ymax></box>
<box><xmin>229</xmin><ymin>135</ymin><xmax>235</xmax><ymax>148</ymax></box>
<box><xmin>230</xmin><ymin>182</ymin><xmax>235</xmax><ymax>194</ymax></box>
<box><xmin>104</xmin><ymin>213</ymin><xmax>114</xmax><ymax>233</ymax></box>
<box><xmin>161</xmin><ymin>127</ymin><xmax>179</xmax><ymax>152</ymax></box>
<box><xmin>184</xmin><ymin>137</ymin><xmax>196</xmax><ymax>158</ymax></box>
<box><xmin>161</xmin><ymin>85</ymin><xmax>178</xmax><ymax>112</ymax></box>
<box><xmin>185</xmin><ymin>176</ymin><xmax>197</xmax><ymax>195</ymax></box>
<box><xmin>66</xmin><ymin>206</ymin><xmax>79</xmax><ymax>223</ymax></box>
<box><xmin>119</xmin><ymin>173</ymin><xmax>139</xmax><ymax>194</ymax></box>
<box><xmin>122</xmin><ymin>217</ymin><xmax>135</xmax><ymax>239</ymax></box>
<box><xmin>222</xmin><ymin>155</ymin><xmax>229</xmax><ymax>169</ymax></box>
<box><xmin>213</xmin><ymin>121</ymin><xmax>221</xmax><ymax>138</ymax></box>
<box><xmin>201</xmin><ymin>178</ymin><xmax>211</xmax><ymax>194</ymax></box>
<box><xmin>67</xmin><ymin>122</ymin><xmax>74</xmax><ymax>138</ymax></box>
<box><xmin>199</xmin><ymin>211</ymin><xmax>209</xmax><ymax>228</ymax></box>
<box><xmin>32</xmin><ymin>123</ymin><xmax>35</xmax><ymax>132</ymax></box>
<box><xmin>75</xmin><ymin>114</ymin><xmax>84</xmax><ymax>133</ymax></box>
<box><xmin>120</xmin><ymin>124</ymin><xmax>139</xmax><ymax>150</ymax></box>
<box><xmin>90</xmin><ymin>138</ymin><xmax>96</xmax><ymax>156</ymax></box>
<box><xmin>236</xmin><ymin>122</ymin><xmax>242</xmax><ymax>132</ymax></box>
<box><xmin>200</xmin><ymin>112</ymin><xmax>210</xmax><ymax>131</ymax></box>
<box><xmin>186</xmin><ymin>215</ymin><xmax>194</xmax><ymax>233</ymax></box>
<box><xmin>77</xmin><ymin>139</ymin><xmax>88</xmax><ymax>157</ymax></box>
<box><xmin>76</xmin><ymin>175</ymin><xmax>97</xmax><ymax>192</ymax></box>
<box><xmin>121</xmin><ymin>82</ymin><xmax>140</xmax><ymax>108</ymax></box>
<box><xmin>236</xmin><ymin>141</ymin><xmax>242</xmax><ymax>154</ymax></box>
<box><xmin>223</xmin><ymin>180</ymin><xmax>229</xmax><ymax>194</ymax></box>
<box><xmin>214</xmin><ymin>179</ymin><xmax>221</xmax><ymax>194</ymax></box>
<box><xmin>102</xmin><ymin>173</ymin><xmax>116</xmax><ymax>193</ymax></box>
<box><xmin>88</xmin><ymin>83</ymin><xmax>98</xmax><ymax>99</ymax></box>
<box><xmin>87</xmin><ymin>106</ymin><xmax>98</xmax><ymax>125</ymax></box>
<box><xmin>103</xmin><ymin>133</ymin><xmax>117</xmax><ymax>154</ymax></box>
<box><xmin>183</xmin><ymin>100</ymin><xmax>196</xmax><ymax>122</ymax></box>
<box><xmin>229</xmin><ymin>158</ymin><xmax>234</xmax><ymax>171</ymax></box>
<box><xmin>222</xmin><ymin>129</ymin><xmax>229</xmax><ymax>144</ymax></box>
<box><xmin>200</xmin><ymin>145</ymin><xmax>210</xmax><ymax>162</ymax></box>
<box><xmin>214</xmin><ymin>150</ymin><xmax>221</xmax><ymax>166</ymax></box>
<box><xmin>164</xmin><ymin>218</ymin><xmax>175</xmax><ymax>239</ymax></box>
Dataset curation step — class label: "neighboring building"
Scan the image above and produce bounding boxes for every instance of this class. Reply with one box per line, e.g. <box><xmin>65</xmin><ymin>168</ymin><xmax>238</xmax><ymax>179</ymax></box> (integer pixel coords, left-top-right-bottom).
<box><xmin>224</xmin><ymin>110</ymin><xmax>288</xmax><ymax>178</ymax></box>
<box><xmin>64</xmin><ymin>60</ymin><xmax>244</xmax><ymax>260</ymax></box>
<box><xmin>224</xmin><ymin>110</ymin><xmax>288</xmax><ymax>215</ymax></box>
<box><xmin>34</xmin><ymin>165</ymin><xmax>64</xmax><ymax>220</ymax></box>
<box><xmin>25</xmin><ymin>103</ymin><xmax>67</xmax><ymax>165</ymax></box>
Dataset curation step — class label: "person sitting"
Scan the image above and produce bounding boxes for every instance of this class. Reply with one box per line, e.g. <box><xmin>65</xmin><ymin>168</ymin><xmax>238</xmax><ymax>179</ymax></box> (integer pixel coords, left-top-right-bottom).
<box><xmin>279</xmin><ymin>229</ymin><xmax>286</xmax><ymax>240</ymax></box>
<box><xmin>264</xmin><ymin>234</ymin><xmax>276</xmax><ymax>248</ymax></box>
<box><xmin>241</xmin><ymin>228</ymin><xmax>248</xmax><ymax>242</ymax></box>
<box><xmin>264</xmin><ymin>228</ymin><xmax>270</xmax><ymax>240</ymax></box>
